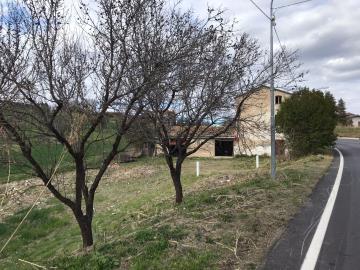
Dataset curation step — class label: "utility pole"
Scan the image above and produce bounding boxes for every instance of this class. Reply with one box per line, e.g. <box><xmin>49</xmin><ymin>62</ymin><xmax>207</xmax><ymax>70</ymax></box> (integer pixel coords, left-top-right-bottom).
<box><xmin>270</xmin><ymin>0</ymin><xmax>276</xmax><ymax>179</ymax></box>
<box><xmin>249</xmin><ymin>0</ymin><xmax>312</xmax><ymax>179</ymax></box>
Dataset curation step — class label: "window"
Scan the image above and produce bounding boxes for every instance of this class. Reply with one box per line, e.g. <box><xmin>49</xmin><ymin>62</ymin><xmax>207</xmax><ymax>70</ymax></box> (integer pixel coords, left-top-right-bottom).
<box><xmin>275</xmin><ymin>95</ymin><xmax>282</xmax><ymax>105</ymax></box>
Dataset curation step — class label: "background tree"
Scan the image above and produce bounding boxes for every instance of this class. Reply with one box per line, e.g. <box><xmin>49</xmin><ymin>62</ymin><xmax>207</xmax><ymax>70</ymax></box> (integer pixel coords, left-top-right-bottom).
<box><xmin>276</xmin><ymin>88</ymin><xmax>337</xmax><ymax>157</ymax></box>
<box><xmin>0</xmin><ymin>0</ymin><xmax>182</xmax><ymax>248</ymax></box>
<box><xmin>146</xmin><ymin>8</ymin><xmax>301</xmax><ymax>203</ymax></box>
<box><xmin>336</xmin><ymin>98</ymin><xmax>350</xmax><ymax>126</ymax></box>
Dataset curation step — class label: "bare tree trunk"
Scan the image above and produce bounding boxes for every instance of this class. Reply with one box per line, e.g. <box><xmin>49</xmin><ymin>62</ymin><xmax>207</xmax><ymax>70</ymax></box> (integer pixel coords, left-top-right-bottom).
<box><xmin>169</xmin><ymin>155</ymin><xmax>184</xmax><ymax>203</ymax></box>
<box><xmin>76</xmin><ymin>214</ymin><xmax>93</xmax><ymax>249</ymax></box>
<box><xmin>171</xmin><ymin>169</ymin><xmax>183</xmax><ymax>203</ymax></box>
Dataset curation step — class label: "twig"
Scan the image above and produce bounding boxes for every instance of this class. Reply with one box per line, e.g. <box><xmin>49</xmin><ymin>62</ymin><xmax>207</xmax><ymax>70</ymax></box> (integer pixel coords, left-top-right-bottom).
<box><xmin>0</xmin><ymin>148</ymin><xmax>11</xmax><ymax>207</ymax></box>
<box><xmin>215</xmin><ymin>241</ymin><xmax>235</xmax><ymax>255</ymax></box>
<box><xmin>18</xmin><ymin>258</ymin><xmax>48</xmax><ymax>269</ymax></box>
<box><xmin>212</xmin><ymin>194</ymin><xmax>245</xmax><ymax>201</ymax></box>
<box><xmin>234</xmin><ymin>230</ymin><xmax>240</xmax><ymax>258</ymax></box>
<box><xmin>169</xmin><ymin>240</ymin><xmax>199</xmax><ymax>249</ymax></box>
<box><xmin>248</xmin><ymin>237</ymin><xmax>258</xmax><ymax>249</ymax></box>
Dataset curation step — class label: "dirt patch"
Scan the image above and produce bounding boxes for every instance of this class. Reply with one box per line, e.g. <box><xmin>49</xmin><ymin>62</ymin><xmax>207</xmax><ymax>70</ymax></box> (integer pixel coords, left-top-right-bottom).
<box><xmin>0</xmin><ymin>178</ymin><xmax>52</xmax><ymax>221</ymax></box>
<box><xmin>0</xmin><ymin>163</ymin><xmax>157</xmax><ymax>221</ymax></box>
<box><xmin>103</xmin><ymin>163</ymin><xmax>157</xmax><ymax>184</ymax></box>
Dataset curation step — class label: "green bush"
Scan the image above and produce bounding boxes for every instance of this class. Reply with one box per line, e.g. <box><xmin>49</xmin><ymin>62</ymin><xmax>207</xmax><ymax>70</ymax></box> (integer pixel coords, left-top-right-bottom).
<box><xmin>276</xmin><ymin>88</ymin><xmax>337</xmax><ymax>157</ymax></box>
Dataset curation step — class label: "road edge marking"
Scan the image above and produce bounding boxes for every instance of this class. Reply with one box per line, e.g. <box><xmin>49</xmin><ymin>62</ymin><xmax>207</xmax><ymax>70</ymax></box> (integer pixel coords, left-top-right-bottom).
<box><xmin>300</xmin><ymin>148</ymin><xmax>344</xmax><ymax>270</ymax></box>
<box><xmin>338</xmin><ymin>137</ymin><xmax>360</xmax><ymax>141</ymax></box>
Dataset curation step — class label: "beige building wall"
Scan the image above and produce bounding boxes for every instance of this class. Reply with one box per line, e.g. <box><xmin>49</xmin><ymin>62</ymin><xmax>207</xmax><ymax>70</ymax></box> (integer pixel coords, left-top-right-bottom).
<box><xmin>235</xmin><ymin>86</ymin><xmax>291</xmax><ymax>156</ymax></box>
<box><xmin>352</xmin><ymin>117</ymin><xmax>360</xmax><ymax>127</ymax></box>
<box><xmin>155</xmin><ymin>140</ymin><xmax>216</xmax><ymax>158</ymax></box>
<box><xmin>188</xmin><ymin>140</ymin><xmax>215</xmax><ymax>157</ymax></box>
<box><xmin>155</xmin><ymin>139</ymin><xmax>236</xmax><ymax>158</ymax></box>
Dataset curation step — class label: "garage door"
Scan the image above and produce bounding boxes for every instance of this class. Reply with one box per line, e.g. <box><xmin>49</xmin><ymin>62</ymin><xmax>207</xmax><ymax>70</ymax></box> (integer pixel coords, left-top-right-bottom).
<box><xmin>215</xmin><ymin>139</ymin><xmax>234</xmax><ymax>156</ymax></box>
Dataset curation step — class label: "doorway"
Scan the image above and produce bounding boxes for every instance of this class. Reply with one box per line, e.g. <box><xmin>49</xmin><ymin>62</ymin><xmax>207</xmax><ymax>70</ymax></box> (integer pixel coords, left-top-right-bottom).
<box><xmin>215</xmin><ymin>139</ymin><xmax>234</xmax><ymax>156</ymax></box>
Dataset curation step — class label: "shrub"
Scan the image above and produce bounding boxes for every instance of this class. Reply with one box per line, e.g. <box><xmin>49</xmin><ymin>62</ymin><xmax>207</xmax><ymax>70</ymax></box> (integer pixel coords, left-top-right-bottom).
<box><xmin>276</xmin><ymin>88</ymin><xmax>337</xmax><ymax>157</ymax></box>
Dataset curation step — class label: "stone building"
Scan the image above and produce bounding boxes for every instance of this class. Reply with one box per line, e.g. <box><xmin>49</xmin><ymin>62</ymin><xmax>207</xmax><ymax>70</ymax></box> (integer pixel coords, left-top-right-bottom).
<box><xmin>155</xmin><ymin>85</ymin><xmax>292</xmax><ymax>158</ymax></box>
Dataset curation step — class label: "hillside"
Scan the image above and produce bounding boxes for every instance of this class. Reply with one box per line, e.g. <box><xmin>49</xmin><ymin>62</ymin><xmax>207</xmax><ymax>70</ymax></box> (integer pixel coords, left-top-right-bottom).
<box><xmin>0</xmin><ymin>155</ymin><xmax>332</xmax><ymax>269</ymax></box>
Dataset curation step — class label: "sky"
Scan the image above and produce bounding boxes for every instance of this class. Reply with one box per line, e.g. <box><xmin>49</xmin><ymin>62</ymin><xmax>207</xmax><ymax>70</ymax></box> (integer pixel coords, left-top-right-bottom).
<box><xmin>6</xmin><ymin>0</ymin><xmax>359</xmax><ymax>114</ymax></box>
<box><xmin>179</xmin><ymin>0</ymin><xmax>360</xmax><ymax>114</ymax></box>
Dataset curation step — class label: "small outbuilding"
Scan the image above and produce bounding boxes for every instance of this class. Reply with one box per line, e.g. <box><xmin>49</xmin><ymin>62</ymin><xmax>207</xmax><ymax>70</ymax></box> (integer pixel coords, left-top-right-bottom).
<box><xmin>350</xmin><ymin>115</ymin><xmax>360</xmax><ymax>127</ymax></box>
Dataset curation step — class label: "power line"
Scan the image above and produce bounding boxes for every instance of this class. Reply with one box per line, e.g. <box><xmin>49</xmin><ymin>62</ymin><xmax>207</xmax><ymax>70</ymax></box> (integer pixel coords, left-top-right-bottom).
<box><xmin>274</xmin><ymin>0</ymin><xmax>313</xmax><ymax>10</ymax></box>
<box><xmin>248</xmin><ymin>0</ymin><xmax>271</xmax><ymax>20</ymax></box>
<box><xmin>274</xmin><ymin>26</ymin><xmax>299</xmax><ymax>88</ymax></box>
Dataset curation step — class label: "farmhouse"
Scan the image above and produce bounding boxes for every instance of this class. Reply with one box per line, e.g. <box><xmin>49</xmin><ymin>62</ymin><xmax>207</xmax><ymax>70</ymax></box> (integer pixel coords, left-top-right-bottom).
<box><xmin>156</xmin><ymin>85</ymin><xmax>291</xmax><ymax>158</ymax></box>
<box><xmin>237</xmin><ymin>85</ymin><xmax>291</xmax><ymax>156</ymax></box>
<box><xmin>350</xmin><ymin>114</ymin><xmax>360</xmax><ymax>127</ymax></box>
<box><xmin>166</xmin><ymin>126</ymin><xmax>237</xmax><ymax>158</ymax></box>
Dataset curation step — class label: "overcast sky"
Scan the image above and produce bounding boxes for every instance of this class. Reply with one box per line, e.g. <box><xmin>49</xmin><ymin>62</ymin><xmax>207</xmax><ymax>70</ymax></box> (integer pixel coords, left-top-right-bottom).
<box><xmin>177</xmin><ymin>0</ymin><xmax>360</xmax><ymax>114</ymax></box>
<box><xmin>60</xmin><ymin>0</ymin><xmax>360</xmax><ymax>114</ymax></box>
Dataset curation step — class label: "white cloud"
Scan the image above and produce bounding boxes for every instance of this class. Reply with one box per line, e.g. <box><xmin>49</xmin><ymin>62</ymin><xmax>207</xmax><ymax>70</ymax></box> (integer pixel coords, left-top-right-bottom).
<box><xmin>58</xmin><ymin>0</ymin><xmax>360</xmax><ymax>113</ymax></box>
<box><xmin>182</xmin><ymin>0</ymin><xmax>360</xmax><ymax>113</ymax></box>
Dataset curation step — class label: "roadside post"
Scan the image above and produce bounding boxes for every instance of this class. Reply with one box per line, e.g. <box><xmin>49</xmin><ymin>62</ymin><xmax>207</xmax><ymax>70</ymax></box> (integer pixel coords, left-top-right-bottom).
<box><xmin>196</xmin><ymin>161</ymin><xmax>200</xmax><ymax>177</ymax></box>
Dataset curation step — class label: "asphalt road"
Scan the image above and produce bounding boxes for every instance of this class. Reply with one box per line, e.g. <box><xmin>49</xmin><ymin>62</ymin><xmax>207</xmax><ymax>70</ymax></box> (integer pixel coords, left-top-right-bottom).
<box><xmin>263</xmin><ymin>138</ymin><xmax>360</xmax><ymax>270</ymax></box>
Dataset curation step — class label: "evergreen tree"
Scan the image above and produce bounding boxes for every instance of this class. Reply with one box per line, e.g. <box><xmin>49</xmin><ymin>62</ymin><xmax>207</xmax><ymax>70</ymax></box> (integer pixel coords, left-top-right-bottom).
<box><xmin>336</xmin><ymin>98</ymin><xmax>350</xmax><ymax>126</ymax></box>
<box><xmin>276</xmin><ymin>88</ymin><xmax>337</xmax><ymax>157</ymax></box>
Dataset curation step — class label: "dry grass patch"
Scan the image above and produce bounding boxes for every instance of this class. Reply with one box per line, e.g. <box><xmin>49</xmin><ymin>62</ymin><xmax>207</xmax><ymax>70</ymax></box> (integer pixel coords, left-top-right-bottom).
<box><xmin>77</xmin><ymin>155</ymin><xmax>331</xmax><ymax>270</ymax></box>
<box><xmin>336</xmin><ymin>126</ymin><xmax>360</xmax><ymax>138</ymax></box>
<box><xmin>0</xmin><ymin>155</ymin><xmax>332</xmax><ymax>270</ymax></box>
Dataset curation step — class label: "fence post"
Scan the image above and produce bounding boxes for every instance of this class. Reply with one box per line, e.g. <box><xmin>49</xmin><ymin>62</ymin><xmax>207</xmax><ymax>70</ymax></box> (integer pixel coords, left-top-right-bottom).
<box><xmin>196</xmin><ymin>161</ymin><xmax>200</xmax><ymax>177</ymax></box>
<box><xmin>256</xmin><ymin>155</ymin><xmax>259</xmax><ymax>169</ymax></box>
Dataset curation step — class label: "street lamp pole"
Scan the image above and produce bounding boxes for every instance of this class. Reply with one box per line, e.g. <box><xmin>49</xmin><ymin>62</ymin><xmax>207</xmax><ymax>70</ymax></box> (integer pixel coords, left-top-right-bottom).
<box><xmin>270</xmin><ymin>0</ymin><xmax>276</xmax><ymax>179</ymax></box>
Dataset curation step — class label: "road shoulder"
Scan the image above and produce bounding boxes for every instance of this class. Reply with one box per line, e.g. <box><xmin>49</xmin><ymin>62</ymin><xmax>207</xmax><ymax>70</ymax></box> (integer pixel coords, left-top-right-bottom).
<box><xmin>262</xmin><ymin>151</ymin><xmax>340</xmax><ymax>270</ymax></box>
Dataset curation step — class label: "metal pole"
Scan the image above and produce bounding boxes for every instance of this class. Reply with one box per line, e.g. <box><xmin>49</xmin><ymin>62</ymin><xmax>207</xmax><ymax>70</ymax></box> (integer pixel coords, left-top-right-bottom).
<box><xmin>270</xmin><ymin>0</ymin><xmax>276</xmax><ymax>179</ymax></box>
<box><xmin>256</xmin><ymin>155</ymin><xmax>260</xmax><ymax>169</ymax></box>
<box><xmin>196</xmin><ymin>161</ymin><xmax>200</xmax><ymax>177</ymax></box>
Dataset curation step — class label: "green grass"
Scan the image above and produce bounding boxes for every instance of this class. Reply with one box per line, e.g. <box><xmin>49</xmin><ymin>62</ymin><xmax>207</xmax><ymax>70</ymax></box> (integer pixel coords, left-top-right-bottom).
<box><xmin>336</xmin><ymin>126</ymin><xmax>360</xmax><ymax>138</ymax></box>
<box><xmin>0</xmin><ymin>155</ymin><xmax>332</xmax><ymax>269</ymax></box>
<box><xmin>0</xmin><ymin>137</ymin><xmax>125</xmax><ymax>184</ymax></box>
<box><xmin>0</xmin><ymin>116</ymin><xmax>132</xmax><ymax>183</ymax></box>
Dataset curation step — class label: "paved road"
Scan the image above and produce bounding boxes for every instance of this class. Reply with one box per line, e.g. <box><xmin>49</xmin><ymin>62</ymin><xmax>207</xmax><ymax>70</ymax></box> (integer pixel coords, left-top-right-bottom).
<box><xmin>263</xmin><ymin>138</ymin><xmax>360</xmax><ymax>270</ymax></box>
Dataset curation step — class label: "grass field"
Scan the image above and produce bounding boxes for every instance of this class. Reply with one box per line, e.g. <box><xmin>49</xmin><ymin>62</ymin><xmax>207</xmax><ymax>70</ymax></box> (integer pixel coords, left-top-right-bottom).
<box><xmin>0</xmin><ymin>138</ymin><xmax>123</xmax><ymax>184</ymax></box>
<box><xmin>0</xmin><ymin>154</ymin><xmax>332</xmax><ymax>269</ymax></box>
<box><xmin>336</xmin><ymin>126</ymin><xmax>360</xmax><ymax>138</ymax></box>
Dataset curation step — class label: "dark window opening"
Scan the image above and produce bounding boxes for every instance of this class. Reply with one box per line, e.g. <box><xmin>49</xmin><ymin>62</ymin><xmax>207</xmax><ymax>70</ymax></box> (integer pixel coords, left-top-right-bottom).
<box><xmin>275</xmin><ymin>95</ymin><xmax>282</xmax><ymax>104</ymax></box>
<box><xmin>215</xmin><ymin>140</ymin><xmax>234</xmax><ymax>156</ymax></box>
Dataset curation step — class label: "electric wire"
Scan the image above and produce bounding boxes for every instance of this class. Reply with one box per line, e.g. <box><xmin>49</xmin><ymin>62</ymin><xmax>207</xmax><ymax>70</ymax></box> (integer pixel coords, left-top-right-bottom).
<box><xmin>274</xmin><ymin>0</ymin><xmax>313</xmax><ymax>10</ymax></box>
<box><xmin>248</xmin><ymin>0</ymin><xmax>271</xmax><ymax>20</ymax></box>
<box><xmin>274</xmin><ymin>26</ymin><xmax>300</xmax><ymax>89</ymax></box>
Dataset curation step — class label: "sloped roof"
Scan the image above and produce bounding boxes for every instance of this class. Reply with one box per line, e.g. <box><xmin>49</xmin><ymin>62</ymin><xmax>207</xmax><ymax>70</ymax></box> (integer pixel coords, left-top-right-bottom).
<box><xmin>260</xmin><ymin>85</ymin><xmax>293</xmax><ymax>95</ymax></box>
<box><xmin>168</xmin><ymin>125</ymin><xmax>236</xmax><ymax>139</ymax></box>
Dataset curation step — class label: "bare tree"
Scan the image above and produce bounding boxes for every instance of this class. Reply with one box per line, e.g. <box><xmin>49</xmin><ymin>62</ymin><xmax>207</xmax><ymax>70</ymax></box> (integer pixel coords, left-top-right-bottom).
<box><xmin>0</xmin><ymin>0</ymin><xmax>179</xmax><ymax>248</ymax></box>
<box><xmin>145</xmin><ymin>8</ymin><xmax>300</xmax><ymax>203</ymax></box>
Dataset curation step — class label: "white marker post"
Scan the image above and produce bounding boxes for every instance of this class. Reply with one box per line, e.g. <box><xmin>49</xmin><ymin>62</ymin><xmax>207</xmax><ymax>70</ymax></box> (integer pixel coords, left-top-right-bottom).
<box><xmin>256</xmin><ymin>155</ymin><xmax>260</xmax><ymax>169</ymax></box>
<box><xmin>196</xmin><ymin>161</ymin><xmax>200</xmax><ymax>177</ymax></box>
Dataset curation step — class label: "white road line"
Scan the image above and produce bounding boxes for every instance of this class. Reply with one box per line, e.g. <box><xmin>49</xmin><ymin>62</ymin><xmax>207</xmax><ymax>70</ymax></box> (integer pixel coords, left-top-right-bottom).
<box><xmin>300</xmin><ymin>148</ymin><xmax>344</xmax><ymax>270</ymax></box>
<box><xmin>338</xmin><ymin>137</ymin><xmax>360</xmax><ymax>141</ymax></box>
